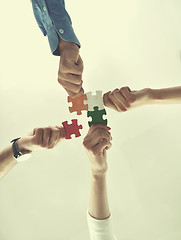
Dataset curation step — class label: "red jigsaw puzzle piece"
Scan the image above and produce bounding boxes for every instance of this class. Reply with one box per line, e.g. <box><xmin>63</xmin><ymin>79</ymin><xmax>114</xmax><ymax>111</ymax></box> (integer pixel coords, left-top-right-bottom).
<box><xmin>62</xmin><ymin>119</ymin><xmax>83</xmax><ymax>139</ymax></box>
<box><xmin>68</xmin><ymin>94</ymin><xmax>88</xmax><ymax>115</ymax></box>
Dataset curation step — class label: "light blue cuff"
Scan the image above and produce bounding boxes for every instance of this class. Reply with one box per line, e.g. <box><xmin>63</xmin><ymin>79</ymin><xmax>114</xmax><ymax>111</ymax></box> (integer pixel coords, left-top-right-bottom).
<box><xmin>46</xmin><ymin>20</ymin><xmax>80</xmax><ymax>56</ymax></box>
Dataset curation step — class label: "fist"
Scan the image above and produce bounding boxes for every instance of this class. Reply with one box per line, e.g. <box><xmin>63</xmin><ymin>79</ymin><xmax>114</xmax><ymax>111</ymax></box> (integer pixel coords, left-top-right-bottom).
<box><xmin>83</xmin><ymin>124</ymin><xmax>112</xmax><ymax>176</ymax></box>
<box><xmin>18</xmin><ymin>126</ymin><xmax>66</xmax><ymax>152</ymax></box>
<box><xmin>103</xmin><ymin>87</ymin><xmax>136</xmax><ymax>112</ymax></box>
<box><xmin>58</xmin><ymin>40</ymin><xmax>84</xmax><ymax>99</ymax></box>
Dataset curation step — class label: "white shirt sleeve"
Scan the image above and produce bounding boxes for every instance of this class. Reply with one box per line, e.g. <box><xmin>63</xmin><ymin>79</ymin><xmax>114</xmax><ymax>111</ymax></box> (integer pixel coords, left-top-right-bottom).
<box><xmin>87</xmin><ymin>210</ymin><xmax>117</xmax><ymax>240</ymax></box>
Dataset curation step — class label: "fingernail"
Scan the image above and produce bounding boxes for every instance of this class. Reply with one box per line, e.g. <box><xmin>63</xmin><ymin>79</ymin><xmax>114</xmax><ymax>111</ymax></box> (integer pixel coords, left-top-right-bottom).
<box><xmin>107</xmin><ymin>126</ymin><xmax>111</xmax><ymax>130</ymax></box>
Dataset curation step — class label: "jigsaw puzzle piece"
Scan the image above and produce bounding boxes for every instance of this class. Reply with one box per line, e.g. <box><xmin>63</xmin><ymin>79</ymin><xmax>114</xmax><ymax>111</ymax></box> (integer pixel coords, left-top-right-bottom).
<box><xmin>62</xmin><ymin>119</ymin><xmax>83</xmax><ymax>139</ymax></box>
<box><xmin>68</xmin><ymin>94</ymin><xmax>88</xmax><ymax>115</ymax></box>
<box><xmin>87</xmin><ymin>106</ymin><xmax>107</xmax><ymax>127</ymax></box>
<box><xmin>84</xmin><ymin>91</ymin><xmax>104</xmax><ymax>111</ymax></box>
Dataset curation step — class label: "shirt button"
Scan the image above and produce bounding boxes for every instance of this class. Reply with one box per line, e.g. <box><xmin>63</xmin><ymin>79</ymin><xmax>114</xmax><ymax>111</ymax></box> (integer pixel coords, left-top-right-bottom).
<box><xmin>43</xmin><ymin>7</ymin><xmax>46</xmax><ymax>11</ymax></box>
<box><xmin>59</xmin><ymin>29</ymin><xmax>64</xmax><ymax>34</ymax></box>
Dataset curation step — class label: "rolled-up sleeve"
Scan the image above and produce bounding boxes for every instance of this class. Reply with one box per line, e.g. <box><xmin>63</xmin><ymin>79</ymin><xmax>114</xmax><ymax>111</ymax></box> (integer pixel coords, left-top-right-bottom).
<box><xmin>87</xmin><ymin>210</ymin><xmax>117</xmax><ymax>240</ymax></box>
<box><xmin>30</xmin><ymin>0</ymin><xmax>80</xmax><ymax>56</ymax></box>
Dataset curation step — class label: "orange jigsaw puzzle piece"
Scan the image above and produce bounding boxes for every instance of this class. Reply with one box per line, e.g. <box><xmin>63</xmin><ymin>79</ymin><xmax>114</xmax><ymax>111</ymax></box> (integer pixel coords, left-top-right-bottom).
<box><xmin>68</xmin><ymin>94</ymin><xmax>88</xmax><ymax>115</ymax></box>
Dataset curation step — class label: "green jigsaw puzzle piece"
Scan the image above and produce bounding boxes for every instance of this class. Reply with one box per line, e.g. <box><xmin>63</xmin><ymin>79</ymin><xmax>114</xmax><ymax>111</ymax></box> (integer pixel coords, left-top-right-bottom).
<box><xmin>87</xmin><ymin>106</ymin><xmax>107</xmax><ymax>127</ymax></box>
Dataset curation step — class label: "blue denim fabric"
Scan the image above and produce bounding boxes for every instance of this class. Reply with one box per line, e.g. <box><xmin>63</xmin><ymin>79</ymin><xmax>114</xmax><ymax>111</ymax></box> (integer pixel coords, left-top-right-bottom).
<box><xmin>30</xmin><ymin>0</ymin><xmax>81</xmax><ymax>56</ymax></box>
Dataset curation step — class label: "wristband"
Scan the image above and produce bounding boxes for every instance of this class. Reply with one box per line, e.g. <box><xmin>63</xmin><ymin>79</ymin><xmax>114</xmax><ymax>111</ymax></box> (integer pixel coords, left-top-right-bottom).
<box><xmin>11</xmin><ymin>138</ymin><xmax>31</xmax><ymax>162</ymax></box>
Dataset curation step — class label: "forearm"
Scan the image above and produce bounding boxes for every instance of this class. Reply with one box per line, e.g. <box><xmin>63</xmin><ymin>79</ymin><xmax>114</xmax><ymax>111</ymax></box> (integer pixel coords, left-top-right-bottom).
<box><xmin>150</xmin><ymin>86</ymin><xmax>181</xmax><ymax>104</ymax></box>
<box><xmin>31</xmin><ymin>0</ymin><xmax>80</xmax><ymax>56</ymax></box>
<box><xmin>0</xmin><ymin>146</ymin><xmax>17</xmax><ymax>180</ymax></box>
<box><xmin>89</xmin><ymin>174</ymin><xmax>111</xmax><ymax>220</ymax></box>
<box><xmin>129</xmin><ymin>86</ymin><xmax>181</xmax><ymax>110</ymax></box>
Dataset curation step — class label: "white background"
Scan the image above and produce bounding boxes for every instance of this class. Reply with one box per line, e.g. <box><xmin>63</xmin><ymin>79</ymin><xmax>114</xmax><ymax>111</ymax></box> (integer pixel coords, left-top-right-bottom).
<box><xmin>0</xmin><ymin>0</ymin><xmax>181</xmax><ymax>239</ymax></box>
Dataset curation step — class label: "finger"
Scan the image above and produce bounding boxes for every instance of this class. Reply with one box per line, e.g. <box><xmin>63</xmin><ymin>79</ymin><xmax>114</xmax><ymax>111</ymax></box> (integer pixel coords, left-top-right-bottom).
<box><xmin>58</xmin><ymin>72</ymin><xmax>82</xmax><ymax>85</ymax></box>
<box><xmin>103</xmin><ymin>91</ymin><xmax>118</xmax><ymax>111</ymax></box>
<box><xmin>84</xmin><ymin>124</ymin><xmax>110</xmax><ymax>140</ymax></box>
<box><xmin>84</xmin><ymin>125</ymin><xmax>111</xmax><ymax>146</ymax></box>
<box><xmin>60</xmin><ymin>60</ymin><xmax>83</xmax><ymax>75</ymax></box>
<box><xmin>83</xmin><ymin>126</ymin><xmax>111</xmax><ymax>144</ymax></box>
<box><xmin>108</xmin><ymin>90</ymin><xmax>127</xmax><ymax>112</ymax></box>
<box><xmin>48</xmin><ymin>129</ymin><xmax>60</xmax><ymax>149</ymax></box>
<box><xmin>58</xmin><ymin>79</ymin><xmax>83</xmax><ymax>94</ymax></box>
<box><xmin>120</xmin><ymin>86</ymin><xmax>136</xmax><ymax>103</ymax></box>
<box><xmin>113</xmin><ymin>89</ymin><xmax>131</xmax><ymax>108</ymax></box>
<box><xmin>68</xmin><ymin>63</ymin><xmax>83</xmax><ymax>75</ymax></box>
<box><xmin>83</xmin><ymin>130</ymin><xmax>111</xmax><ymax>149</ymax></box>
<box><xmin>32</xmin><ymin>128</ymin><xmax>43</xmax><ymax>145</ymax></box>
<box><xmin>65</xmin><ymin>87</ymin><xmax>84</xmax><ymax>99</ymax></box>
<box><xmin>92</xmin><ymin>139</ymin><xmax>112</xmax><ymax>156</ymax></box>
<box><xmin>42</xmin><ymin>128</ymin><xmax>51</xmax><ymax>148</ymax></box>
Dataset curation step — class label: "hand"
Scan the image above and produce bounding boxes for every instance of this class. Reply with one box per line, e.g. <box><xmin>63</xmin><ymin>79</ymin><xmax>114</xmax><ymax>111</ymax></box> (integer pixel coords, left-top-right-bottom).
<box><xmin>103</xmin><ymin>87</ymin><xmax>152</xmax><ymax>112</ymax></box>
<box><xmin>17</xmin><ymin>126</ymin><xmax>66</xmax><ymax>152</ymax></box>
<box><xmin>58</xmin><ymin>38</ymin><xmax>84</xmax><ymax>99</ymax></box>
<box><xmin>83</xmin><ymin>124</ymin><xmax>112</xmax><ymax>176</ymax></box>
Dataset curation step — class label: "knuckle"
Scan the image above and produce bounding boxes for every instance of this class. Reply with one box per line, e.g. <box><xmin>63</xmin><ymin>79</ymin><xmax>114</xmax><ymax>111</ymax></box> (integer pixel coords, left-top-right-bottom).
<box><xmin>121</xmin><ymin>86</ymin><xmax>128</xmax><ymax>91</ymax></box>
<box><xmin>113</xmin><ymin>88</ymin><xmax>119</xmax><ymax>94</ymax></box>
<box><xmin>46</xmin><ymin>127</ymin><xmax>51</xmax><ymax>132</ymax></box>
<box><xmin>37</xmin><ymin>128</ymin><xmax>43</xmax><ymax>134</ymax></box>
<box><xmin>41</xmin><ymin>143</ymin><xmax>47</xmax><ymax>148</ymax></box>
<box><xmin>113</xmin><ymin>91</ymin><xmax>119</xmax><ymax>98</ymax></box>
<box><xmin>108</xmin><ymin>93</ymin><xmax>115</xmax><ymax>101</ymax></box>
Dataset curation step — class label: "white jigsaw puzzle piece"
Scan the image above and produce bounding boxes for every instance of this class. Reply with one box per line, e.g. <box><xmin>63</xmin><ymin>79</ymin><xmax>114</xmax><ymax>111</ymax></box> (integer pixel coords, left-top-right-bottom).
<box><xmin>84</xmin><ymin>90</ymin><xmax>104</xmax><ymax>111</ymax></box>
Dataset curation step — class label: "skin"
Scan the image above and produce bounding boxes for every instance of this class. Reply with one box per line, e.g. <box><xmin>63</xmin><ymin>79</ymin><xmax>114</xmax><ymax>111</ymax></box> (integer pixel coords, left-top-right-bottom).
<box><xmin>103</xmin><ymin>86</ymin><xmax>181</xmax><ymax>112</ymax></box>
<box><xmin>0</xmin><ymin>126</ymin><xmax>66</xmax><ymax>180</ymax></box>
<box><xmin>83</xmin><ymin>124</ymin><xmax>112</xmax><ymax>220</ymax></box>
<box><xmin>58</xmin><ymin>38</ymin><xmax>84</xmax><ymax>99</ymax></box>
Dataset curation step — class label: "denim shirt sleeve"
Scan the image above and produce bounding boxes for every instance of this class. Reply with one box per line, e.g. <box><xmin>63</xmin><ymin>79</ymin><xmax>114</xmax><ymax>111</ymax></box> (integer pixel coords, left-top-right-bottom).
<box><xmin>30</xmin><ymin>0</ymin><xmax>81</xmax><ymax>56</ymax></box>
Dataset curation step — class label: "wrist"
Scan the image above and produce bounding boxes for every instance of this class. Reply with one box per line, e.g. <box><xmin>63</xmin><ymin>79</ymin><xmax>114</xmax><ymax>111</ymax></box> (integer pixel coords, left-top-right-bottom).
<box><xmin>92</xmin><ymin>172</ymin><xmax>107</xmax><ymax>181</ymax></box>
<box><xmin>59</xmin><ymin>38</ymin><xmax>79</xmax><ymax>51</ymax></box>
<box><xmin>17</xmin><ymin>138</ymin><xmax>32</xmax><ymax>154</ymax></box>
<box><xmin>136</xmin><ymin>88</ymin><xmax>155</xmax><ymax>105</ymax></box>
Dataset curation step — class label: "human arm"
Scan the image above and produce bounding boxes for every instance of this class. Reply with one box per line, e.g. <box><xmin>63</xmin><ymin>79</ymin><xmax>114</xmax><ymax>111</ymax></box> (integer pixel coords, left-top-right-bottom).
<box><xmin>58</xmin><ymin>37</ymin><xmax>84</xmax><ymax>98</ymax></box>
<box><xmin>30</xmin><ymin>0</ymin><xmax>80</xmax><ymax>55</ymax></box>
<box><xmin>83</xmin><ymin>124</ymin><xmax>111</xmax><ymax>220</ymax></box>
<box><xmin>103</xmin><ymin>86</ymin><xmax>181</xmax><ymax>112</ymax></box>
<box><xmin>30</xmin><ymin>0</ymin><xmax>84</xmax><ymax>98</ymax></box>
<box><xmin>83</xmin><ymin>124</ymin><xmax>117</xmax><ymax>240</ymax></box>
<box><xmin>0</xmin><ymin>126</ymin><xmax>65</xmax><ymax>180</ymax></box>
